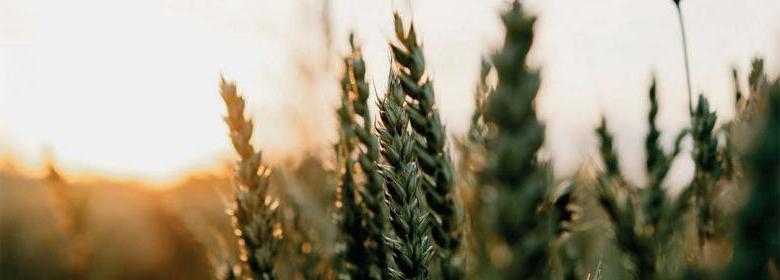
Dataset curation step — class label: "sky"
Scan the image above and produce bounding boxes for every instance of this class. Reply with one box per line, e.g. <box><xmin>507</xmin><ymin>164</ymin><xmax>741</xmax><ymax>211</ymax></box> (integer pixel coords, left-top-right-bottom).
<box><xmin>1</xmin><ymin>0</ymin><xmax>778</xmax><ymax>186</ymax></box>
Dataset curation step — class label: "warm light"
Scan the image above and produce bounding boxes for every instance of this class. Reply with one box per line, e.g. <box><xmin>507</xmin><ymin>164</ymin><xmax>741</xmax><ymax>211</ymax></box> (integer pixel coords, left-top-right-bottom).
<box><xmin>1</xmin><ymin>0</ymin><xmax>777</xmax><ymax>186</ymax></box>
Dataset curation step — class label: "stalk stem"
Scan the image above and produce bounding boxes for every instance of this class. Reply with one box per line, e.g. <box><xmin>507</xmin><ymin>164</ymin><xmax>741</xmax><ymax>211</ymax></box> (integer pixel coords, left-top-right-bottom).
<box><xmin>675</xmin><ymin>3</ymin><xmax>693</xmax><ymax>115</ymax></box>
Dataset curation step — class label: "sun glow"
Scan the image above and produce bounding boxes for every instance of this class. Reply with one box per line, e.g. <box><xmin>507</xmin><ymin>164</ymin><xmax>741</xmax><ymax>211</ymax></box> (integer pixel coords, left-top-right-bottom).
<box><xmin>1</xmin><ymin>0</ymin><xmax>778</xmax><ymax>185</ymax></box>
<box><xmin>0</xmin><ymin>0</ymin><xmax>308</xmax><ymax>183</ymax></box>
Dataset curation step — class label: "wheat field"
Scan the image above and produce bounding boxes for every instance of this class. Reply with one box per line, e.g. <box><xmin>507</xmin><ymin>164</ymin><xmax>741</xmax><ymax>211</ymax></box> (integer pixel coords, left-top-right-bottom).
<box><xmin>1</xmin><ymin>0</ymin><xmax>779</xmax><ymax>279</ymax></box>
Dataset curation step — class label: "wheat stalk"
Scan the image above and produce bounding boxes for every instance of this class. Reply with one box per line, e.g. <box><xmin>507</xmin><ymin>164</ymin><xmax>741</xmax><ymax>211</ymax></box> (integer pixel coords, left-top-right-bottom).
<box><xmin>288</xmin><ymin>199</ymin><xmax>326</xmax><ymax>280</ymax></box>
<box><xmin>595</xmin><ymin>119</ymin><xmax>654</xmax><ymax>279</ymax></box>
<box><xmin>720</xmin><ymin>69</ymin><xmax>743</xmax><ymax>180</ymax></box>
<box><xmin>459</xmin><ymin>57</ymin><xmax>493</xmax><ymax>272</ymax></box>
<box><xmin>595</xmin><ymin>79</ymin><xmax>692</xmax><ymax>280</ymax></box>
<box><xmin>467</xmin><ymin>58</ymin><xmax>493</xmax><ymax>147</ymax></box>
<box><xmin>672</xmin><ymin>0</ymin><xmax>693</xmax><ymax>115</ymax></box>
<box><xmin>477</xmin><ymin>2</ymin><xmax>556</xmax><ymax>278</ymax></box>
<box><xmin>596</xmin><ymin>121</ymin><xmax>654</xmax><ymax>280</ymax></box>
<box><xmin>551</xmin><ymin>180</ymin><xmax>581</xmax><ymax>280</ymax></box>
<box><xmin>596</xmin><ymin>118</ymin><xmax>623</xmax><ymax>181</ymax></box>
<box><xmin>643</xmin><ymin>78</ymin><xmax>688</xmax><ymax>232</ymax></box>
<box><xmin>690</xmin><ymin>94</ymin><xmax>722</xmax><ymax>249</ymax></box>
<box><xmin>722</xmin><ymin>59</ymin><xmax>768</xmax><ymax>182</ymax></box>
<box><xmin>732</xmin><ymin>59</ymin><xmax>771</xmax><ymax>123</ymax></box>
<box><xmin>334</xmin><ymin>59</ymin><xmax>372</xmax><ymax>279</ymax></box>
<box><xmin>725</xmin><ymin>78</ymin><xmax>780</xmax><ymax>279</ymax></box>
<box><xmin>378</xmin><ymin>69</ymin><xmax>434</xmax><ymax>279</ymax></box>
<box><xmin>448</xmin><ymin>57</ymin><xmax>494</xmax><ymax>277</ymax></box>
<box><xmin>220</xmin><ymin>77</ymin><xmax>281</xmax><ymax>280</ymax></box>
<box><xmin>389</xmin><ymin>13</ymin><xmax>462</xmax><ymax>279</ymax></box>
<box><xmin>346</xmin><ymin>35</ymin><xmax>391</xmax><ymax>279</ymax></box>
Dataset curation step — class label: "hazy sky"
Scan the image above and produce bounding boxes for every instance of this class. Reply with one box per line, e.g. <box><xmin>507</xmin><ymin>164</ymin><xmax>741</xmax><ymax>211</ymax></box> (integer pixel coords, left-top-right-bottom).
<box><xmin>1</xmin><ymin>0</ymin><xmax>778</xmax><ymax>186</ymax></box>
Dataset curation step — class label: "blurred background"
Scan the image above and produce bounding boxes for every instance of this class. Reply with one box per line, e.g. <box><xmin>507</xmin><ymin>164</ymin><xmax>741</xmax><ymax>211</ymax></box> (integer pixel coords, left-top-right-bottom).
<box><xmin>1</xmin><ymin>0</ymin><xmax>778</xmax><ymax>183</ymax></box>
<box><xmin>1</xmin><ymin>0</ymin><xmax>779</xmax><ymax>278</ymax></box>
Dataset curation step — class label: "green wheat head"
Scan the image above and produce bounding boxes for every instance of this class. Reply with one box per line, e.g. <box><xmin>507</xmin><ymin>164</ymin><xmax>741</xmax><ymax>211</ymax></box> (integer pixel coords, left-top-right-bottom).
<box><xmin>390</xmin><ymin>13</ymin><xmax>463</xmax><ymax>279</ymax></box>
<box><xmin>467</xmin><ymin>58</ymin><xmax>494</xmax><ymax>148</ymax></box>
<box><xmin>334</xmin><ymin>47</ymin><xmax>373</xmax><ymax>279</ymax></box>
<box><xmin>725</xmin><ymin>78</ymin><xmax>780</xmax><ymax>279</ymax></box>
<box><xmin>478</xmin><ymin>2</ymin><xmax>555</xmax><ymax>278</ymax></box>
<box><xmin>690</xmin><ymin>94</ymin><xmax>722</xmax><ymax>246</ymax></box>
<box><xmin>346</xmin><ymin>35</ymin><xmax>391</xmax><ymax>279</ymax></box>
<box><xmin>378</xmin><ymin>68</ymin><xmax>434</xmax><ymax>280</ymax></box>
<box><xmin>595</xmin><ymin>79</ymin><xmax>692</xmax><ymax>280</ymax></box>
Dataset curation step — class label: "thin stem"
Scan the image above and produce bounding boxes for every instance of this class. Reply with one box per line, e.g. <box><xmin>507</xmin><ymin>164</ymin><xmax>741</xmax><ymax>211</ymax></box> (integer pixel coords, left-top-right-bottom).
<box><xmin>675</xmin><ymin>3</ymin><xmax>693</xmax><ymax>115</ymax></box>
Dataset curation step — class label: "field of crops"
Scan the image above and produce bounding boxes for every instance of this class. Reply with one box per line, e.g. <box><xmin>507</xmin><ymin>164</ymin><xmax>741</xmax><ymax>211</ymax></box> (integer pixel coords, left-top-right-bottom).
<box><xmin>1</xmin><ymin>0</ymin><xmax>778</xmax><ymax>279</ymax></box>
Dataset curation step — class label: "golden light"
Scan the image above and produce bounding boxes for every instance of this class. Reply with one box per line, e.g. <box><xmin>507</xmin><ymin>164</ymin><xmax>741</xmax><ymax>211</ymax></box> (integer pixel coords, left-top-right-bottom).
<box><xmin>0</xmin><ymin>0</ymin><xmax>777</xmax><ymax>186</ymax></box>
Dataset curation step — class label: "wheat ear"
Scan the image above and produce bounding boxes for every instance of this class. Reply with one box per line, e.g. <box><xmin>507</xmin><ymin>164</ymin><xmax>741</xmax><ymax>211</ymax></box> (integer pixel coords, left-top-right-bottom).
<box><xmin>390</xmin><ymin>13</ymin><xmax>462</xmax><ymax>279</ymax></box>
<box><xmin>478</xmin><ymin>2</ymin><xmax>555</xmax><ymax>278</ymax></box>
<box><xmin>379</xmin><ymin>69</ymin><xmax>434</xmax><ymax>279</ymax></box>
<box><xmin>690</xmin><ymin>94</ymin><xmax>721</xmax><ymax>249</ymax></box>
<box><xmin>334</xmin><ymin>59</ymin><xmax>372</xmax><ymax>278</ymax></box>
<box><xmin>220</xmin><ymin>77</ymin><xmax>281</xmax><ymax>280</ymax></box>
<box><xmin>595</xmin><ymin>119</ymin><xmax>657</xmax><ymax>280</ymax></box>
<box><xmin>467</xmin><ymin>58</ymin><xmax>493</xmax><ymax>147</ymax></box>
<box><xmin>725</xmin><ymin>78</ymin><xmax>780</xmax><ymax>279</ymax></box>
<box><xmin>347</xmin><ymin>35</ymin><xmax>391</xmax><ymax>279</ymax></box>
<box><xmin>595</xmin><ymin>81</ymin><xmax>692</xmax><ymax>280</ymax></box>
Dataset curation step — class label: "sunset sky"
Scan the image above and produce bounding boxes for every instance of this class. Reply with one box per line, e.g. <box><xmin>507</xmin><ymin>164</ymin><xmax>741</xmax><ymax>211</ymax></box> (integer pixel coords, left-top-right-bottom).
<box><xmin>1</xmin><ymin>0</ymin><xmax>778</xmax><ymax>186</ymax></box>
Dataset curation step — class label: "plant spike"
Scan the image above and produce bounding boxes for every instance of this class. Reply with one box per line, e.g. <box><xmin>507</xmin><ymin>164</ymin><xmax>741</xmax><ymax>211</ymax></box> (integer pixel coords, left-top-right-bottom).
<box><xmin>379</xmin><ymin>69</ymin><xmax>434</xmax><ymax>280</ymax></box>
<box><xmin>645</xmin><ymin>78</ymin><xmax>664</xmax><ymax>179</ymax></box>
<box><xmin>220</xmin><ymin>77</ymin><xmax>281</xmax><ymax>280</ymax></box>
<box><xmin>390</xmin><ymin>12</ymin><xmax>462</xmax><ymax>279</ymax></box>
<box><xmin>595</xmin><ymin>81</ymin><xmax>693</xmax><ymax>280</ymax></box>
<box><xmin>478</xmin><ymin>2</ymin><xmax>555</xmax><ymax>278</ymax></box>
<box><xmin>456</xmin><ymin>57</ymin><xmax>493</xmax><ymax>277</ymax></box>
<box><xmin>732</xmin><ymin>68</ymin><xmax>743</xmax><ymax>107</ymax></box>
<box><xmin>725</xmin><ymin>79</ymin><xmax>780</xmax><ymax>279</ymax></box>
<box><xmin>720</xmin><ymin>69</ymin><xmax>741</xmax><ymax>180</ymax></box>
<box><xmin>743</xmin><ymin>59</ymin><xmax>769</xmax><ymax>120</ymax></box>
<box><xmin>643</xmin><ymin>78</ymin><xmax>689</xmax><ymax>232</ymax></box>
<box><xmin>596</xmin><ymin>118</ymin><xmax>623</xmax><ymax>180</ymax></box>
<box><xmin>347</xmin><ymin>35</ymin><xmax>391</xmax><ymax>279</ymax></box>
<box><xmin>551</xmin><ymin>180</ymin><xmax>581</xmax><ymax>280</ymax></box>
<box><xmin>467</xmin><ymin>58</ymin><xmax>493</xmax><ymax>147</ymax></box>
<box><xmin>334</xmin><ymin>49</ymin><xmax>372</xmax><ymax>279</ymax></box>
<box><xmin>748</xmin><ymin>59</ymin><xmax>766</xmax><ymax>94</ymax></box>
<box><xmin>724</xmin><ymin>59</ymin><xmax>769</xmax><ymax>182</ymax></box>
<box><xmin>596</xmin><ymin>120</ymin><xmax>653</xmax><ymax>278</ymax></box>
<box><xmin>690</xmin><ymin>94</ymin><xmax>722</xmax><ymax>249</ymax></box>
